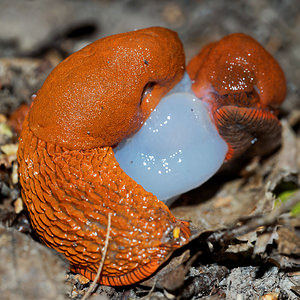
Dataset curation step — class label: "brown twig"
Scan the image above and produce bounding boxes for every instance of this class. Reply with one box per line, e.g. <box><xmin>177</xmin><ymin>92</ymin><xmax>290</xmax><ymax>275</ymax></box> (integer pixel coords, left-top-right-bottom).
<box><xmin>82</xmin><ymin>212</ymin><xmax>112</xmax><ymax>300</ymax></box>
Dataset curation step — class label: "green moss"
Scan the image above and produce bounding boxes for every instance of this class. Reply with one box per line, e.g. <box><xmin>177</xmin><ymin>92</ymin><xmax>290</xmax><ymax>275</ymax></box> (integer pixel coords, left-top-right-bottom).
<box><xmin>275</xmin><ymin>189</ymin><xmax>299</xmax><ymax>216</ymax></box>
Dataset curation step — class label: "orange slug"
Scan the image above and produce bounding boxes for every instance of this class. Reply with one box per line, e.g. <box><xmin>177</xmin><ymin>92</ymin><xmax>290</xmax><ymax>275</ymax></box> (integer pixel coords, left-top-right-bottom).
<box><xmin>187</xmin><ymin>33</ymin><xmax>286</xmax><ymax>160</ymax></box>
<box><xmin>17</xmin><ymin>27</ymin><xmax>190</xmax><ymax>286</ymax></box>
<box><xmin>17</xmin><ymin>29</ymin><xmax>286</xmax><ymax>286</ymax></box>
<box><xmin>8</xmin><ymin>104</ymin><xmax>31</xmax><ymax>136</ymax></box>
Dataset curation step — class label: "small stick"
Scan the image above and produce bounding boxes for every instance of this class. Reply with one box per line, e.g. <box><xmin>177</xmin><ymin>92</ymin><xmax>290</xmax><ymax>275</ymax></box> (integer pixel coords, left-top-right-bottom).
<box><xmin>82</xmin><ymin>212</ymin><xmax>112</xmax><ymax>300</ymax></box>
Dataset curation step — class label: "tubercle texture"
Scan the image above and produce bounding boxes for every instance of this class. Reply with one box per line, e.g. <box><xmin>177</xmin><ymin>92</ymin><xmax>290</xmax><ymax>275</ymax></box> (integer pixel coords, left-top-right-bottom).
<box><xmin>17</xmin><ymin>27</ymin><xmax>190</xmax><ymax>286</ymax></box>
<box><xmin>18</xmin><ymin>116</ymin><xmax>190</xmax><ymax>286</ymax></box>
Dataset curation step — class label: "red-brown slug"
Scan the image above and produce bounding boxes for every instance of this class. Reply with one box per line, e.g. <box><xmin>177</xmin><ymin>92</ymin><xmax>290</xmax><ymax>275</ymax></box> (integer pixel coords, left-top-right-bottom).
<box><xmin>187</xmin><ymin>33</ymin><xmax>286</xmax><ymax>159</ymax></box>
<box><xmin>18</xmin><ymin>27</ymin><xmax>190</xmax><ymax>286</ymax></box>
<box><xmin>17</xmin><ymin>29</ymin><xmax>286</xmax><ymax>286</ymax></box>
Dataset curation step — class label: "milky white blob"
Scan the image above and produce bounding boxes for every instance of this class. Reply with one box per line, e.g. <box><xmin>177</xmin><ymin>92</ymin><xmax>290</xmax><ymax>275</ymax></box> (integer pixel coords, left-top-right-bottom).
<box><xmin>114</xmin><ymin>73</ymin><xmax>227</xmax><ymax>204</ymax></box>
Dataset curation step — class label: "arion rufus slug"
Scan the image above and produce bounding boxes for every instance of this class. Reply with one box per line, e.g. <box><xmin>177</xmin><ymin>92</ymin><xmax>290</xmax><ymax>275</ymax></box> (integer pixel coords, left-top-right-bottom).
<box><xmin>187</xmin><ymin>33</ymin><xmax>286</xmax><ymax>159</ymax></box>
<box><xmin>17</xmin><ymin>27</ymin><xmax>286</xmax><ymax>286</ymax></box>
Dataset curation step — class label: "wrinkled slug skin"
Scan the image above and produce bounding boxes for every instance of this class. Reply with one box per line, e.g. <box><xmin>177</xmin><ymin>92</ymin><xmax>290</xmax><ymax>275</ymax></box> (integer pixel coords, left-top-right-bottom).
<box><xmin>29</xmin><ymin>27</ymin><xmax>185</xmax><ymax>150</ymax></box>
<box><xmin>187</xmin><ymin>33</ymin><xmax>286</xmax><ymax>159</ymax></box>
<box><xmin>17</xmin><ymin>27</ymin><xmax>190</xmax><ymax>286</ymax></box>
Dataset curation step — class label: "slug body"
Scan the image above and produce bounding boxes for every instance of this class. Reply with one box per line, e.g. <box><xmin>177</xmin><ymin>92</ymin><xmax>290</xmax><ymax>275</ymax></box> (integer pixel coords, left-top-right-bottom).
<box><xmin>17</xmin><ymin>29</ymin><xmax>286</xmax><ymax>286</ymax></box>
<box><xmin>187</xmin><ymin>33</ymin><xmax>286</xmax><ymax>159</ymax></box>
<box><xmin>18</xmin><ymin>27</ymin><xmax>190</xmax><ymax>286</ymax></box>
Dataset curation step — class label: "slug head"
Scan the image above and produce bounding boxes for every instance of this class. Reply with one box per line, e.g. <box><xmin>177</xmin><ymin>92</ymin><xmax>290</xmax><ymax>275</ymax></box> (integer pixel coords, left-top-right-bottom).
<box><xmin>28</xmin><ymin>27</ymin><xmax>185</xmax><ymax>150</ymax></box>
<box><xmin>187</xmin><ymin>33</ymin><xmax>286</xmax><ymax>159</ymax></box>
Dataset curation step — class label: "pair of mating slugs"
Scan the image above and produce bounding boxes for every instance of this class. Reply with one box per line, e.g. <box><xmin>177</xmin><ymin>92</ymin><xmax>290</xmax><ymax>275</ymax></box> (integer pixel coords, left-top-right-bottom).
<box><xmin>17</xmin><ymin>27</ymin><xmax>286</xmax><ymax>286</ymax></box>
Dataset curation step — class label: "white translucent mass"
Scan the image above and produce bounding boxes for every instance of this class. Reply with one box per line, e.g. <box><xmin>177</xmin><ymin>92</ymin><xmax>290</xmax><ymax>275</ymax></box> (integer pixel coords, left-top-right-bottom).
<box><xmin>114</xmin><ymin>73</ymin><xmax>228</xmax><ymax>203</ymax></box>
